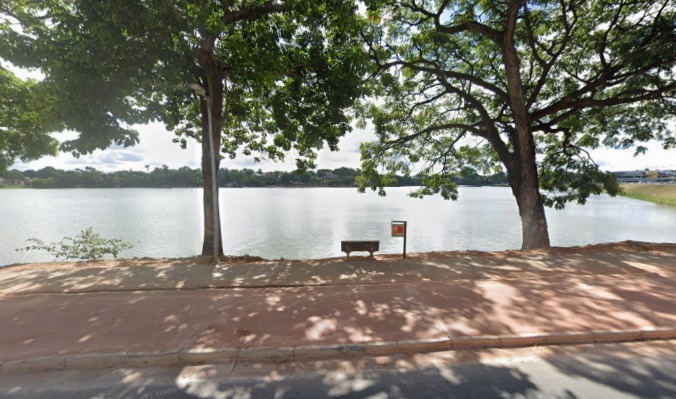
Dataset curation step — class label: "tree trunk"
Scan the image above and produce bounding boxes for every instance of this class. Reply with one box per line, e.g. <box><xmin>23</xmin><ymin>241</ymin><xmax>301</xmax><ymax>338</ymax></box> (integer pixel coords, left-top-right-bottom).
<box><xmin>198</xmin><ymin>92</ymin><xmax>224</xmax><ymax>257</ymax></box>
<box><xmin>200</xmin><ymin>127</ymin><xmax>223</xmax><ymax>257</ymax></box>
<box><xmin>501</xmin><ymin>5</ymin><xmax>551</xmax><ymax>250</ymax></box>
<box><xmin>195</xmin><ymin>34</ymin><xmax>225</xmax><ymax>258</ymax></box>
<box><xmin>507</xmin><ymin>158</ymin><xmax>551</xmax><ymax>250</ymax></box>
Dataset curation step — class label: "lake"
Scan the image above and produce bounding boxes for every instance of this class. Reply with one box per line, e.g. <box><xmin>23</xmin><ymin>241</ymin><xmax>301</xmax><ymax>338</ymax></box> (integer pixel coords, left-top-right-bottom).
<box><xmin>1</xmin><ymin>186</ymin><xmax>675</xmax><ymax>265</ymax></box>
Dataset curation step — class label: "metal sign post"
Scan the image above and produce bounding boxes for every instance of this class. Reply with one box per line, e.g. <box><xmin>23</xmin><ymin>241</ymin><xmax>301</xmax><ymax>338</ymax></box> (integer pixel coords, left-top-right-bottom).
<box><xmin>391</xmin><ymin>221</ymin><xmax>407</xmax><ymax>259</ymax></box>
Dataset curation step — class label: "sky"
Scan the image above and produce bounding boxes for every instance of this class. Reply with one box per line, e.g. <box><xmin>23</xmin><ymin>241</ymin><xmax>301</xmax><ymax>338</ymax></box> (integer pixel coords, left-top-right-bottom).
<box><xmin>6</xmin><ymin>63</ymin><xmax>675</xmax><ymax>174</ymax></box>
<box><xmin>11</xmin><ymin>122</ymin><xmax>374</xmax><ymax>173</ymax></box>
<box><xmin>11</xmin><ymin>121</ymin><xmax>676</xmax><ymax>173</ymax></box>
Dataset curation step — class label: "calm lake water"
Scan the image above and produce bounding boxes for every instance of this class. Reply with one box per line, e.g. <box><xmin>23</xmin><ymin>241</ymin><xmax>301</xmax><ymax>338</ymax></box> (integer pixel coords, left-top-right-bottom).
<box><xmin>1</xmin><ymin>186</ymin><xmax>675</xmax><ymax>265</ymax></box>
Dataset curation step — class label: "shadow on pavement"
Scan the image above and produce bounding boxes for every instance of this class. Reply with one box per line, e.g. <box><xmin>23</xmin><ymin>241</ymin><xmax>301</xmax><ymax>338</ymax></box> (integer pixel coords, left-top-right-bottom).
<box><xmin>2</xmin><ymin>267</ymin><xmax>674</xmax><ymax>363</ymax></box>
<box><xmin>1</xmin><ymin>241</ymin><xmax>674</xmax><ymax>295</ymax></box>
<box><xmin>3</xmin><ymin>342</ymin><xmax>674</xmax><ymax>398</ymax></box>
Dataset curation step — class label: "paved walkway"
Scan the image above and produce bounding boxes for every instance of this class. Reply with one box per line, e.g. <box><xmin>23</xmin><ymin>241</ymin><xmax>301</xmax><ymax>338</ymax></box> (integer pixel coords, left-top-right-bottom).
<box><xmin>1</xmin><ymin>242</ymin><xmax>675</xmax><ymax>373</ymax></box>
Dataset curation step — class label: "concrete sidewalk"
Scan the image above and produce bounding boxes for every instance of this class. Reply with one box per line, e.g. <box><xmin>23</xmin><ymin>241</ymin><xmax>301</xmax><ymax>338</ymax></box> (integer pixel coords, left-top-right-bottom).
<box><xmin>1</xmin><ymin>242</ymin><xmax>675</xmax><ymax>373</ymax></box>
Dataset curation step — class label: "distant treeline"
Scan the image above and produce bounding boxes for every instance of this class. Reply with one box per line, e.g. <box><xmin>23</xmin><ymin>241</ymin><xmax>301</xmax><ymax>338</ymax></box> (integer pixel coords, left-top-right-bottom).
<box><xmin>1</xmin><ymin>166</ymin><xmax>507</xmax><ymax>189</ymax></box>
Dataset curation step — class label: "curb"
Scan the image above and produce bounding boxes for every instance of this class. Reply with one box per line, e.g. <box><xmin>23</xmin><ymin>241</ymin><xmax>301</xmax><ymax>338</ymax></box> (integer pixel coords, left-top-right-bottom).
<box><xmin>1</xmin><ymin>327</ymin><xmax>675</xmax><ymax>374</ymax></box>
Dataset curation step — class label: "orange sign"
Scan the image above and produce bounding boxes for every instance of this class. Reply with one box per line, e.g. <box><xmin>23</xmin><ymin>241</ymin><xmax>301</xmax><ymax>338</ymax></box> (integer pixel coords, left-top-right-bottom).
<box><xmin>391</xmin><ymin>222</ymin><xmax>406</xmax><ymax>237</ymax></box>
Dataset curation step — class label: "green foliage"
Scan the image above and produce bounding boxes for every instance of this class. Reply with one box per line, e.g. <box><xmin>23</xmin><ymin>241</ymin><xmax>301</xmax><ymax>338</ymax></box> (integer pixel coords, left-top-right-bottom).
<box><xmin>0</xmin><ymin>67</ymin><xmax>59</xmax><ymax>171</ymax></box>
<box><xmin>211</xmin><ymin>1</ymin><xmax>370</xmax><ymax>170</ymax></box>
<box><xmin>1</xmin><ymin>1</ymin><xmax>369</xmax><ymax>168</ymax></box>
<box><xmin>359</xmin><ymin>0</ymin><xmax>675</xmax><ymax>209</ymax></box>
<box><xmin>3</xmin><ymin>166</ymin><xmax>426</xmax><ymax>188</ymax></box>
<box><xmin>0</xmin><ymin>0</ymin><xmax>162</xmax><ymax>155</ymax></box>
<box><xmin>3</xmin><ymin>165</ymin><xmax>507</xmax><ymax>189</ymax></box>
<box><xmin>1</xmin><ymin>1</ymin><xmax>370</xmax><ymax>255</ymax></box>
<box><xmin>16</xmin><ymin>228</ymin><xmax>132</xmax><ymax>260</ymax></box>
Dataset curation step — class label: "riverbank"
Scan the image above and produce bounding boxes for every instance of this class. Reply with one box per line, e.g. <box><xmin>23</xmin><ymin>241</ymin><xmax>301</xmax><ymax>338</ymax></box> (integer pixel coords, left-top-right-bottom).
<box><xmin>4</xmin><ymin>240</ymin><xmax>675</xmax><ymax>278</ymax></box>
<box><xmin>620</xmin><ymin>184</ymin><xmax>676</xmax><ymax>206</ymax></box>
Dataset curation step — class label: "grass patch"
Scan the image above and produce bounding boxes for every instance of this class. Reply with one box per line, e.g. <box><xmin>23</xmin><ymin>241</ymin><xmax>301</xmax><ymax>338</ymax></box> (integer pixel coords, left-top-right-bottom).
<box><xmin>0</xmin><ymin>184</ymin><xmax>27</xmax><ymax>189</ymax></box>
<box><xmin>620</xmin><ymin>184</ymin><xmax>676</xmax><ymax>206</ymax></box>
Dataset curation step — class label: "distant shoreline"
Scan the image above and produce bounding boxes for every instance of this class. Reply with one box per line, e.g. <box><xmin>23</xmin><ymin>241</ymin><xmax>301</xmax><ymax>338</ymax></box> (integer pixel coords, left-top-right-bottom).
<box><xmin>0</xmin><ymin>166</ymin><xmax>508</xmax><ymax>189</ymax></box>
<box><xmin>0</xmin><ymin>184</ymin><xmax>511</xmax><ymax>190</ymax></box>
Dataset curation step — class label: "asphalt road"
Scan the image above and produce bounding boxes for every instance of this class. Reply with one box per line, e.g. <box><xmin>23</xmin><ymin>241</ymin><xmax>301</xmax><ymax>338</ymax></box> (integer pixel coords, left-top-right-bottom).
<box><xmin>1</xmin><ymin>341</ymin><xmax>675</xmax><ymax>399</ymax></box>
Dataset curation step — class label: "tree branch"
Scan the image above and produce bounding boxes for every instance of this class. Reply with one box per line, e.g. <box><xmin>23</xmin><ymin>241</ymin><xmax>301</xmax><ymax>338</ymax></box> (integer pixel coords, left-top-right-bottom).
<box><xmin>525</xmin><ymin>0</ymin><xmax>576</xmax><ymax>108</ymax></box>
<box><xmin>380</xmin><ymin>59</ymin><xmax>510</xmax><ymax>101</ymax></box>
<box><xmin>533</xmin><ymin>73</ymin><xmax>674</xmax><ymax>121</ymax></box>
<box><xmin>533</xmin><ymin>82</ymin><xmax>676</xmax><ymax>132</ymax></box>
<box><xmin>384</xmin><ymin>123</ymin><xmax>478</xmax><ymax>147</ymax></box>
<box><xmin>436</xmin><ymin>20</ymin><xmax>501</xmax><ymax>43</ymax></box>
<box><xmin>432</xmin><ymin>74</ymin><xmax>512</xmax><ymax>164</ymax></box>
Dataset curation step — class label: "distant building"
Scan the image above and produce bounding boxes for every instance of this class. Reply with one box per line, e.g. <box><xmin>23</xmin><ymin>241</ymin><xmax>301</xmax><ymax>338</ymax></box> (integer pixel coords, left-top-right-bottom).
<box><xmin>612</xmin><ymin>170</ymin><xmax>647</xmax><ymax>183</ymax></box>
<box><xmin>657</xmin><ymin>170</ymin><xmax>676</xmax><ymax>183</ymax></box>
<box><xmin>612</xmin><ymin>170</ymin><xmax>676</xmax><ymax>184</ymax></box>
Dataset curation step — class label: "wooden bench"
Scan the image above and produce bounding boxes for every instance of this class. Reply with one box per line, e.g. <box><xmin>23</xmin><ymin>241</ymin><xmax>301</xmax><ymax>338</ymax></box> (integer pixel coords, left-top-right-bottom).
<box><xmin>341</xmin><ymin>240</ymin><xmax>380</xmax><ymax>258</ymax></box>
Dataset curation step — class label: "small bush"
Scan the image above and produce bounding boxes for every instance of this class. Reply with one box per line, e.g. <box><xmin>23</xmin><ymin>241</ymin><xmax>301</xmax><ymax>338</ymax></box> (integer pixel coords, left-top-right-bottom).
<box><xmin>17</xmin><ymin>228</ymin><xmax>132</xmax><ymax>260</ymax></box>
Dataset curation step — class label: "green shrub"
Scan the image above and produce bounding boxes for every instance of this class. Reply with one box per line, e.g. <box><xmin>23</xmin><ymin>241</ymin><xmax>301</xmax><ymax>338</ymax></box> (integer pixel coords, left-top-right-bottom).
<box><xmin>17</xmin><ymin>228</ymin><xmax>132</xmax><ymax>260</ymax></box>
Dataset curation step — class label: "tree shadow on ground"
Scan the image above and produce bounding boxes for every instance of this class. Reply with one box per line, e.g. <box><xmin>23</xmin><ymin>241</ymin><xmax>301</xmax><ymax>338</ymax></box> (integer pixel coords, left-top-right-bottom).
<box><xmin>1</xmin><ymin>241</ymin><xmax>674</xmax><ymax>296</ymax></box>
<box><xmin>545</xmin><ymin>341</ymin><xmax>676</xmax><ymax>398</ymax></box>
<box><xmin>0</xmin><ymin>353</ymin><xmax>541</xmax><ymax>399</ymax></box>
<box><xmin>4</xmin><ymin>343</ymin><xmax>673</xmax><ymax>398</ymax></box>
<box><xmin>1</xmin><ymin>241</ymin><xmax>675</xmax><ymax>398</ymax></box>
<box><xmin>2</xmin><ymin>245</ymin><xmax>675</xmax><ymax>362</ymax></box>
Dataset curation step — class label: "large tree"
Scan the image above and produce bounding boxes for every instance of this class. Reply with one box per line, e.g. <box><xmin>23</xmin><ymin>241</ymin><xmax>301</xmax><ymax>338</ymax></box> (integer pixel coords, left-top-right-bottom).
<box><xmin>358</xmin><ymin>0</ymin><xmax>675</xmax><ymax>249</ymax></box>
<box><xmin>1</xmin><ymin>0</ymin><xmax>367</xmax><ymax>256</ymax></box>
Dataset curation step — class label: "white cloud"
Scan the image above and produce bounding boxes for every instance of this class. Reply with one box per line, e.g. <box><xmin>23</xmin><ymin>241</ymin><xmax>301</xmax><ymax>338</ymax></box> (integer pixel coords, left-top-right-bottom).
<box><xmin>62</xmin><ymin>149</ymin><xmax>144</xmax><ymax>167</ymax></box>
<box><xmin>13</xmin><ymin>123</ymin><xmax>201</xmax><ymax>172</ymax></box>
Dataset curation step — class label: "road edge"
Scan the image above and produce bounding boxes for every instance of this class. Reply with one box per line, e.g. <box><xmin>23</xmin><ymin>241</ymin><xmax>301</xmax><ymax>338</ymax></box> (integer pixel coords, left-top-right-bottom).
<box><xmin>2</xmin><ymin>327</ymin><xmax>675</xmax><ymax>374</ymax></box>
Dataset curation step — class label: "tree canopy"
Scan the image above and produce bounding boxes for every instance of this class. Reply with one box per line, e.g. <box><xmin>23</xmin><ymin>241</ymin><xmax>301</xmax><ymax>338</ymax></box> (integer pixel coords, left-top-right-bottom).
<box><xmin>0</xmin><ymin>67</ymin><xmax>59</xmax><ymax>170</ymax></box>
<box><xmin>1</xmin><ymin>0</ymin><xmax>369</xmax><ymax>255</ymax></box>
<box><xmin>4</xmin><ymin>0</ymin><xmax>672</xmax><ymax>252</ymax></box>
<box><xmin>358</xmin><ymin>0</ymin><xmax>675</xmax><ymax>249</ymax></box>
